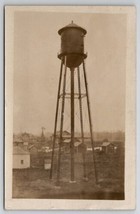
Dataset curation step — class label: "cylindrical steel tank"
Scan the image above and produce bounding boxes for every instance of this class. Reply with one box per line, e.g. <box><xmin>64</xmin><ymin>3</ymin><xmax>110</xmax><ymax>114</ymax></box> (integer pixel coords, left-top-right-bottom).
<box><xmin>58</xmin><ymin>21</ymin><xmax>87</xmax><ymax>68</ymax></box>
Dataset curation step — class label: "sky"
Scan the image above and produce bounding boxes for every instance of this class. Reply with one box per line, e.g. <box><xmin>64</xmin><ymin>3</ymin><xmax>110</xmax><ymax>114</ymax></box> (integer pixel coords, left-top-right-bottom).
<box><xmin>13</xmin><ymin>10</ymin><xmax>127</xmax><ymax>134</ymax></box>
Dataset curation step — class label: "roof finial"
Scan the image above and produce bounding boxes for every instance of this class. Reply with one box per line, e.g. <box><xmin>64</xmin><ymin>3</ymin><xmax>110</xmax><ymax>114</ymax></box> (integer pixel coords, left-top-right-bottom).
<box><xmin>71</xmin><ymin>20</ymin><xmax>73</xmax><ymax>24</ymax></box>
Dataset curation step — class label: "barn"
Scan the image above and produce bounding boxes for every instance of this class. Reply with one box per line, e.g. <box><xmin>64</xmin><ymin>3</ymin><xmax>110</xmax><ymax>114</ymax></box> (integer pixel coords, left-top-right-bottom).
<box><xmin>13</xmin><ymin>146</ymin><xmax>30</xmax><ymax>169</ymax></box>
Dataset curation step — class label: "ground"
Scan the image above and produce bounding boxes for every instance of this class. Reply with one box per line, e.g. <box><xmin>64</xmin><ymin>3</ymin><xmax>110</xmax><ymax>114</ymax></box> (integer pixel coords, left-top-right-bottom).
<box><xmin>13</xmin><ymin>149</ymin><xmax>124</xmax><ymax>200</ymax></box>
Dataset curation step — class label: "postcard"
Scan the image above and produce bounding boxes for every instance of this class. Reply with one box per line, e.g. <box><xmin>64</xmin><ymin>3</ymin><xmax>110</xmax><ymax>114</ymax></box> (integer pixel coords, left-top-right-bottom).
<box><xmin>5</xmin><ymin>6</ymin><xmax>136</xmax><ymax>210</ymax></box>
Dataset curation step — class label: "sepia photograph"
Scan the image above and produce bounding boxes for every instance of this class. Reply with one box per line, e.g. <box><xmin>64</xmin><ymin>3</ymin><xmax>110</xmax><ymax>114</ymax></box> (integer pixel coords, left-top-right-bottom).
<box><xmin>5</xmin><ymin>6</ymin><xmax>136</xmax><ymax>210</ymax></box>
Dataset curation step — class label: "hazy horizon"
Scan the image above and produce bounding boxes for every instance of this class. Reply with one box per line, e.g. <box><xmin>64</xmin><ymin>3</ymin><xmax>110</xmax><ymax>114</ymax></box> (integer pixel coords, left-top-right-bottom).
<box><xmin>13</xmin><ymin>130</ymin><xmax>125</xmax><ymax>136</ymax></box>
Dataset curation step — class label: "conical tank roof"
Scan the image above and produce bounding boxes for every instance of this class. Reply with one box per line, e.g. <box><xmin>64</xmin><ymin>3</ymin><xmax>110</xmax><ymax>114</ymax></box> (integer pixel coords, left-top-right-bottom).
<box><xmin>58</xmin><ymin>21</ymin><xmax>87</xmax><ymax>35</ymax></box>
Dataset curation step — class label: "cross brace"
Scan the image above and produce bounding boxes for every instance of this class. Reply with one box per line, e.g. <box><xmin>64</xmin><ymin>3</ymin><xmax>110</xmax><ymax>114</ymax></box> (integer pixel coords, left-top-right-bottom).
<box><xmin>59</xmin><ymin>93</ymin><xmax>86</xmax><ymax>99</ymax></box>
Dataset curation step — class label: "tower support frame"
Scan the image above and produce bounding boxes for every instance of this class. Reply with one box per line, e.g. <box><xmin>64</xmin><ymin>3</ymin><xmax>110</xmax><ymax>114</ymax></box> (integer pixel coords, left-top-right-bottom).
<box><xmin>50</xmin><ymin>58</ymin><xmax>98</xmax><ymax>184</ymax></box>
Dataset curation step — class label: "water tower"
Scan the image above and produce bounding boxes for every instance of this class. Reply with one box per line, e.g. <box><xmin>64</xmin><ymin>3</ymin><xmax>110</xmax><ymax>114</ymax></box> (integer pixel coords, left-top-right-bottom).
<box><xmin>50</xmin><ymin>21</ymin><xmax>97</xmax><ymax>185</ymax></box>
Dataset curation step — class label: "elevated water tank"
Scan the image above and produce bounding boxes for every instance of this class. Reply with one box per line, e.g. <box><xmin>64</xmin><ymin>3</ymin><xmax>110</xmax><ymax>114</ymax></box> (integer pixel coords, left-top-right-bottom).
<box><xmin>58</xmin><ymin>21</ymin><xmax>87</xmax><ymax>68</ymax></box>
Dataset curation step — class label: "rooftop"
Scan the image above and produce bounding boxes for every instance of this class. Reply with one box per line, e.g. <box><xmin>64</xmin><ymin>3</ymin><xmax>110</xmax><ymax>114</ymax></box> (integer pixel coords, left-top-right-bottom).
<box><xmin>13</xmin><ymin>146</ymin><xmax>30</xmax><ymax>155</ymax></box>
<box><xmin>58</xmin><ymin>21</ymin><xmax>87</xmax><ymax>35</ymax></box>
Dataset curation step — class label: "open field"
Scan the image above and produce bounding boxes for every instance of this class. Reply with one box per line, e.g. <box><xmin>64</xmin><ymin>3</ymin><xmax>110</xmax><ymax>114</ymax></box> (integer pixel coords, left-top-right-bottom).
<box><xmin>13</xmin><ymin>148</ymin><xmax>124</xmax><ymax>200</ymax></box>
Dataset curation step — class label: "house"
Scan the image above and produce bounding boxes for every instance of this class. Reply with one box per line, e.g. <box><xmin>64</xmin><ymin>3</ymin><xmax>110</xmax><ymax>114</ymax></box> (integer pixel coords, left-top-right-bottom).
<box><xmin>51</xmin><ymin>130</ymin><xmax>71</xmax><ymax>143</ymax></box>
<box><xmin>101</xmin><ymin>142</ymin><xmax>115</xmax><ymax>154</ymax></box>
<box><xmin>29</xmin><ymin>144</ymin><xmax>38</xmax><ymax>154</ymax></box>
<box><xmin>13</xmin><ymin>146</ymin><xmax>30</xmax><ymax>169</ymax></box>
<box><xmin>55</xmin><ymin>130</ymin><xmax>70</xmax><ymax>139</ymax></box>
<box><xmin>13</xmin><ymin>138</ymin><xmax>24</xmax><ymax>147</ymax></box>
<box><xmin>62</xmin><ymin>138</ymin><xmax>87</xmax><ymax>154</ymax></box>
<box><xmin>74</xmin><ymin>141</ymin><xmax>87</xmax><ymax>153</ymax></box>
<box><xmin>28</xmin><ymin>144</ymin><xmax>51</xmax><ymax>168</ymax></box>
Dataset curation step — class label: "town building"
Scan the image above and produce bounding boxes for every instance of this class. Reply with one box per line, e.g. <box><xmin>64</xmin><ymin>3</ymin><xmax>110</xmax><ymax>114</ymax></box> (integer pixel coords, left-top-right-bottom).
<box><xmin>13</xmin><ymin>146</ymin><xmax>30</xmax><ymax>169</ymax></box>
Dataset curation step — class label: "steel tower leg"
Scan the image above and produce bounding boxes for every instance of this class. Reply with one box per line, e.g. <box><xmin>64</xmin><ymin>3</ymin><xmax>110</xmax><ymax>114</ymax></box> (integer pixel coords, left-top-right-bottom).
<box><xmin>50</xmin><ymin>60</ymin><xmax>63</xmax><ymax>179</ymax></box>
<box><xmin>77</xmin><ymin>67</ymin><xmax>87</xmax><ymax>179</ymax></box>
<box><xmin>82</xmin><ymin>60</ymin><xmax>98</xmax><ymax>184</ymax></box>
<box><xmin>56</xmin><ymin>56</ymin><xmax>67</xmax><ymax>186</ymax></box>
<box><xmin>70</xmin><ymin>67</ymin><xmax>75</xmax><ymax>182</ymax></box>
